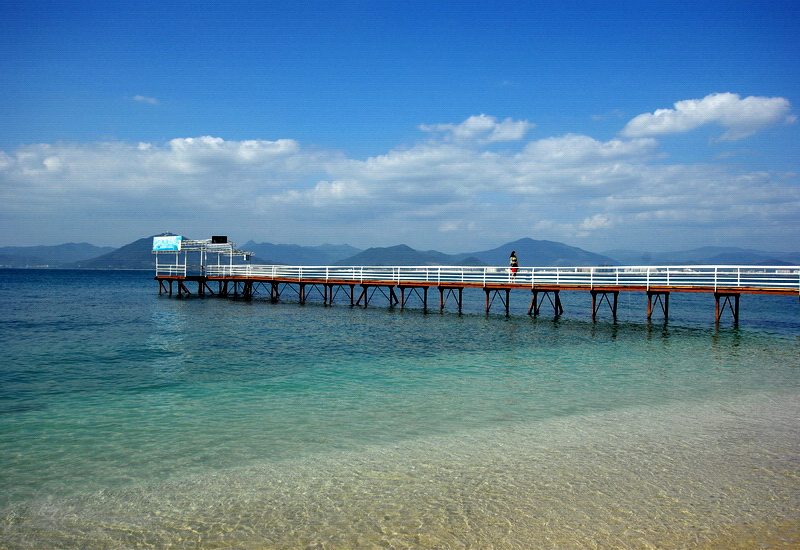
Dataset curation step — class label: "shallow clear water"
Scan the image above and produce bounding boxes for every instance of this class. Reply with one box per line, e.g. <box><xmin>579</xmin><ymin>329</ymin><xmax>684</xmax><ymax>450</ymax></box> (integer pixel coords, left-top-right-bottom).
<box><xmin>1</xmin><ymin>269</ymin><xmax>798</xmax><ymax>548</ymax></box>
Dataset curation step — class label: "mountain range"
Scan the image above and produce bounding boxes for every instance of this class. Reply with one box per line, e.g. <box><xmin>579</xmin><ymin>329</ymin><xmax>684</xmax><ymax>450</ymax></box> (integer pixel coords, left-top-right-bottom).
<box><xmin>242</xmin><ymin>241</ymin><xmax>361</xmax><ymax>265</ymax></box>
<box><xmin>604</xmin><ymin>247</ymin><xmax>800</xmax><ymax>267</ymax></box>
<box><xmin>0</xmin><ymin>242</ymin><xmax>115</xmax><ymax>268</ymax></box>
<box><xmin>0</xmin><ymin>236</ymin><xmax>797</xmax><ymax>270</ymax></box>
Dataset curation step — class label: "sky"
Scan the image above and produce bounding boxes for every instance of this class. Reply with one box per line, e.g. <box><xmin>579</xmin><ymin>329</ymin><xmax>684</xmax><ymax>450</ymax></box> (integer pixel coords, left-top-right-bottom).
<box><xmin>1</xmin><ymin>0</ymin><xmax>798</xmax><ymax>254</ymax></box>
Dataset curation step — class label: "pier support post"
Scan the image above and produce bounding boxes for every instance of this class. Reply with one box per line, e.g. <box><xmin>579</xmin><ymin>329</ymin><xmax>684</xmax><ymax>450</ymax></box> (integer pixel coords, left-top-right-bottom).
<box><xmin>439</xmin><ymin>287</ymin><xmax>463</xmax><ymax>313</ymax></box>
<box><xmin>356</xmin><ymin>285</ymin><xmax>375</xmax><ymax>307</ymax></box>
<box><xmin>326</xmin><ymin>284</ymin><xmax>355</xmax><ymax>306</ymax></box>
<box><xmin>647</xmin><ymin>291</ymin><xmax>669</xmax><ymax>320</ymax></box>
<box><xmin>714</xmin><ymin>293</ymin><xmax>740</xmax><ymax>324</ymax></box>
<box><xmin>197</xmin><ymin>280</ymin><xmax>214</xmax><ymax>296</ymax></box>
<box><xmin>591</xmin><ymin>290</ymin><xmax>618</xmax><ymax>321</ymax></box>
<box><xmin>356</xmin><ymin>285</ymin><xmax>369</xmax><ymax>307</ymax></box>
<box><xmin>529</xmin><ymin>290</ymin><xmax>563</xmax><ymax>317</ymax></box>
<box><xmin>400</xmin><ymin>286</ymin><xmax>428</xmax><ymax>311</ymax></box>
<box><xmin>485</xmin><ymin>288</ymin><xmax>510</xmax><ymax>315</ymax></box>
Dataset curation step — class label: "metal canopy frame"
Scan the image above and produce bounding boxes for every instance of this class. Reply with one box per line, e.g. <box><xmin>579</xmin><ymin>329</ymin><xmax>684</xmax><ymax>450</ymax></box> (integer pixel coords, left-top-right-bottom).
<box><xmin>153</xmin><ymin>237</ymin><xmax>251</xmax><ymax>277</ymax></box>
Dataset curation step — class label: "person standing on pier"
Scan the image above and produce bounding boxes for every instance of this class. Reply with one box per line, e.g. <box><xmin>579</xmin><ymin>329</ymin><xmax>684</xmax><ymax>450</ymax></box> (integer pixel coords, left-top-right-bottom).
<box><xmin>509</xmin><ymin>251</ymin><xmax>518</xmax><ymax>280</ymax></box>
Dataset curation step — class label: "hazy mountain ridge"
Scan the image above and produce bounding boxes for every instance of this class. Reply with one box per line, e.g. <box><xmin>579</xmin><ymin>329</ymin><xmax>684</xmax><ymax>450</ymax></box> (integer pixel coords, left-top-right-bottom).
<box><xmin>604</xmin><ymin>247</ymin><xmax>799</xmax><ymax>266</ymax></box>
<box><xmin>70</xmin><ymin>236</ymin><xmax>165</xmax><ymax>270</ymax></box>
<box><xmin>0</xmin><ymin>243</ymin><xmax>115</xmax><ymax>267</ymax></box>
<box><xmin>1</xmin><ymin>237</ymin><xmax>798</xmax><ymax>269</ymax></box>
<box><xmin>242</xmin><ymin>241</ymin><xmax>361</xmax><ymax>265</ymax></box>
<box><xmin>455</xmin><ymin>238</ymin><xmax>617</xmax><ymax>267</ymax></box>
<box><xmin>72</xmin><ymin>235</ymin><xmax>271</xmax><ymax>270</ymax></box>
<box><xmin>333</xmin><ymin>245</ymin><xmax>480</xmax><ymax>266</ymax></box>
<box><xmin>337</xmin><ymin>239</ymin><xmax>618</xmax><ymax>267</ymax></box>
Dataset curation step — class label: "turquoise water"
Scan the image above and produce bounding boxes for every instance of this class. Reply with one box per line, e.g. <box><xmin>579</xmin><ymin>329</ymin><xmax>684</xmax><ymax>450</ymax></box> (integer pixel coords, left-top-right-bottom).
<box><xmin>1</xmin><ymin>269</ymin><xmax>798</xmax><ymax>548</ymax></box>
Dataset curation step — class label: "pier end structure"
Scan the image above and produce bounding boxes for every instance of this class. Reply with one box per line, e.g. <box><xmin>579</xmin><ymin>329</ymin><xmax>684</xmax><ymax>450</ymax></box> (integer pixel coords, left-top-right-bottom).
<box><xmin>153</xmin><ymin>235</ymin><xmax>252</xmax><ymax>295</ymax></box>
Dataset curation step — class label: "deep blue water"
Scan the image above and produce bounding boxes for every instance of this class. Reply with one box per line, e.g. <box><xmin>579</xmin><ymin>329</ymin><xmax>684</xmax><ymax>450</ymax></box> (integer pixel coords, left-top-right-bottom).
<box><xmin>1</xmin><ymin>269</ymin><xmax>798</xmax><ymax>549</ymax></box>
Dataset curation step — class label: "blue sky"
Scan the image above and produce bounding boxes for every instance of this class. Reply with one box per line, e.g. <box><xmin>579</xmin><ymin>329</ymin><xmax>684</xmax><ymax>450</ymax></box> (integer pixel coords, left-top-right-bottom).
<box><xmin>1</xmin><ymin>0</ymin><xmax>798</xmax><ymax>254</ymax></box>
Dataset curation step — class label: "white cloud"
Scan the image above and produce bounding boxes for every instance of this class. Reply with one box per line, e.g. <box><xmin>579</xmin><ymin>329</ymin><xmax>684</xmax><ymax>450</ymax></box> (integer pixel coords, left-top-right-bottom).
<box><xmin>581</xmin><ymin>214</ymin><xmax>612</xmax><ymax>231</ymax></box>
<box><xmin>419</xmin><ymin>114</ymin><xmax>534</xmax><ymax>145</ymax></box>
<box><xmin>621</xmin><ymin>93</ymin><xmax>794</xmax><ymax>141</ymax></box>
<box><xmin>0</xmin><ymin>108</ymin><xmax>798</xmax><ymax>251</ymax></box>
<box><xmin>133</xmin><ymin>95</ymin><xmax>159</xmax><ymax>105</ymax></box>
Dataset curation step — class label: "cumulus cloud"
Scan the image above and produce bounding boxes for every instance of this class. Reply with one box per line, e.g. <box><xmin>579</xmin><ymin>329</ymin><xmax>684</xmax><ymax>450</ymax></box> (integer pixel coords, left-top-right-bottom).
<box><xmin>621</xmin><ymin>93</ymin><xmax>794</xmax><ymax>141</ymax></box>
<box><xmin>0</xmin><ymin>137</ymin><xmax>323</xmax><ymax>217</ymax></box>
<box><xmin>0</xmin><ymin>107</ymin><xmax>798</xmax><ymax>251</ymax></box>
<box><xmin>419</xmin><ymin>114</ymin><xmax>534</xmax><ymax>144</ymax></box>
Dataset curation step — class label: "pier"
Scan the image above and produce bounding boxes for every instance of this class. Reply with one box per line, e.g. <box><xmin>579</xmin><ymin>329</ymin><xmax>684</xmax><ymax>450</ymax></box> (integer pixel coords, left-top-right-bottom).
<box><xmin>153</xmin><ymin>236</ymin><xmax>800</xmax><ymax>324</ymax></box>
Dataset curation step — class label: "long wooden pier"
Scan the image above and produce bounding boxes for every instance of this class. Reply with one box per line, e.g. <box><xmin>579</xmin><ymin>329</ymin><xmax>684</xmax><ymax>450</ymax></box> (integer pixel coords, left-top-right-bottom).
<box><xmin>155</xmin><ymin>263</ymin><xmax>800</xmax><ymax>324</ymax></box>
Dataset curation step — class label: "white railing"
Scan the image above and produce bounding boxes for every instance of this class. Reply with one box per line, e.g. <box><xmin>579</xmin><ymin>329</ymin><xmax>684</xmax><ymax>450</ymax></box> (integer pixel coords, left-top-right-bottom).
<box><xmin>189</xmin><ymin>265</ymin><xmax>800</xmax><ymax>293</ymax></box>
<box><xmin>154</xmin><ymin>264</ymin><xmax>186</xmax><ymax>277</ymax></box>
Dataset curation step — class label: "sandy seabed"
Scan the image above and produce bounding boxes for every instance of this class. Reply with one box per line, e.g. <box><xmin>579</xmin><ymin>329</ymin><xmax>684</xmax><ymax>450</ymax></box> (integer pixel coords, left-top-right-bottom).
<box><xmin>2</xmin><ymin>393</ymin><xmax>798</xmax><ymax>550</ymax></box>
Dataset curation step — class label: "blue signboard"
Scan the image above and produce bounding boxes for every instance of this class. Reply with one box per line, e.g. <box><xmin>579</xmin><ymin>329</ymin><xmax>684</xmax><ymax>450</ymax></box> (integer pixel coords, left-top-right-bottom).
<box><xmin>152</xmin><ymin>236</ymin><xmax>182</xmax><ymax>251</ymax></box>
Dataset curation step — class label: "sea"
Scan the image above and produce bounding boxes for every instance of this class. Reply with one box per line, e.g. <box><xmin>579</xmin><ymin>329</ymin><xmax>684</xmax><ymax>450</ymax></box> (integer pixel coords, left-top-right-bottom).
<box><xmin>1</xmin><ymin>268</ymin><xmax>798</xmax><ymax>549</ymax></box>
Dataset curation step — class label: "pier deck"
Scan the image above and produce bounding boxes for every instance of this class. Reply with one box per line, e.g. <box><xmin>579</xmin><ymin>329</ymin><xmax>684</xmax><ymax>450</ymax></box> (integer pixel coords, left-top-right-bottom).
<box><xmin>155</xmin><ymin>264</ymin><xmax>800</xmax><ymax>323</ymax></box>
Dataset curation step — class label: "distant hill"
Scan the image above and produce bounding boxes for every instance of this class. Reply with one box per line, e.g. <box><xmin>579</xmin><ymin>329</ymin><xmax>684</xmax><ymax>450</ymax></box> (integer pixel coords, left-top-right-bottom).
<box><xmin>456</xmin><ymin>238</ymin><xmax>617</xmax><ymax>267</ymax></box>
<box><xmin>70</xmin><ymin>236</ymin><xmax>161</xmax><ymax>269</ymax></box>
<box><xmin>333</xmin><ymin>239</ymin><xmax>614</xmax><ymax>267</ymax></box>
<box><xmin>604</xmin><ymin>246</ymin><xmax>797</xmax><ymax>266</ymax></box>
<box><xmin>0</xmin><ymin>243</ymin><xmax>115</xmax><ymax>267</ymax></box>
<box><xmin>241</xmin><ymin>241</ymin><xmax>361</xmax><ymax>265</ymax></box>
<box><xmin>334</xmin><ymin>244</ymin><xmax>482</xmax><ymax>266</ymax></box>
<box><xmin>6</xmin><ymin>235</ymin><xmax>798</xmax><ymax>270</ymax></box>
<box><xmin>72</xmin><ymin>235</ymin><xmax>273</xmax><ymax>270</ymax></box>
<box><xmin>781</xmin><ymin>252</ymin><xmax>800</xmax><ymax>264</ymax></box>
